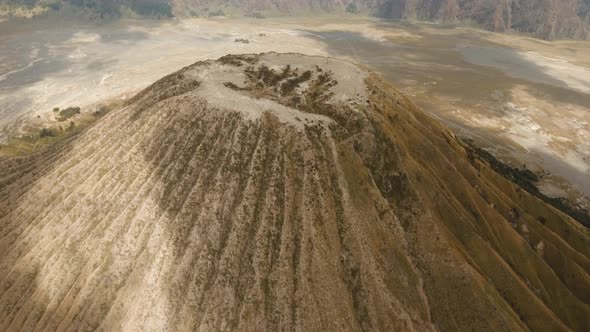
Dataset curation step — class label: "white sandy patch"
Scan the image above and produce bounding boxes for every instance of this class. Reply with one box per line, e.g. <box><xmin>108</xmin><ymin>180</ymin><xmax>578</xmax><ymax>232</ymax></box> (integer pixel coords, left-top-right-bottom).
<box><xmin>459</xmin><ymin>86</ymin><xmax>590</xmax><ymax>195</ymax></box>
<box><xmin>69</xmin><ymin>32</ymin><xmax>102</xmax><ymax>44</ymax></box>
<box><xmin>68</xmin><ymin>49</ymin><xmax>87</xmax><ymax>59</ymax></box>
<box><xmin>519</xmin><ymin>51</ymin><xmax>590</xmax><ymax>94</ymax></box>
<box><xmin>29</xmin><ymin>47</ymin><xmax>39</xmax><ymax>59</ymax></box>
<box><xmin>503</xmin><ymin>102</ymin><xmax>589</xmax><ymax>178</ymax></box>
<box><xmin>469</xmin><ymin>115</ymin><xmax>504</xmax><ymax>129</ymax></box>
<box><xmin>446</xmin><ymin>80</ymin><xmax>589</xmax><ymax>196</ymax></box>
<box><xmin>0</xmin><ymin>58</ymin><xmax>42</xmax><ymax>82</ymax></box>
<box><xmin>99</xmin><ymin>72</ymin><xmax>113</xmax><ymax>86</ymax></box>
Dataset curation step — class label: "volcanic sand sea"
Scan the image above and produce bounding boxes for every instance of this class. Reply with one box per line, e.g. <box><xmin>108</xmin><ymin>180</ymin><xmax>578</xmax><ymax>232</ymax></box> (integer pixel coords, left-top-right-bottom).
<box><xmin>0</xmin><ymin>16</ymin><xmax>588</xmax><ymax>198</ymax></box>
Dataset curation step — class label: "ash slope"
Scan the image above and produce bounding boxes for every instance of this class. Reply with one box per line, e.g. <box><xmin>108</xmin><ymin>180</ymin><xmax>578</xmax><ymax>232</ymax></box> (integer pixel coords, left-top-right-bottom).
<box><xmin>1</xmin><ymin>53</ymin><xmax>589</xmax><ymax>331</ymax></box>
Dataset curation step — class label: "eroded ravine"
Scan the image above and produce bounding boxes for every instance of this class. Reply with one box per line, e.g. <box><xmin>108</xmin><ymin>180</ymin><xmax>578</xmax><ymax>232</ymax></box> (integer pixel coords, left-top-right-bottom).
<box><xmin>0</xmin><ymin>53</ymin><xmax>589</xmax><ymax>332</ymax></box>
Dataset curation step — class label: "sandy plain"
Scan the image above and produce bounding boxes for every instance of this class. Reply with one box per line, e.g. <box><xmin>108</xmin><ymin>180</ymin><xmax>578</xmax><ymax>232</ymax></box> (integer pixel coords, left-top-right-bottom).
<box><xmin>0</xmin><ymin>16</ymin><xmax>588</xmax><ymax>201</ymax></box>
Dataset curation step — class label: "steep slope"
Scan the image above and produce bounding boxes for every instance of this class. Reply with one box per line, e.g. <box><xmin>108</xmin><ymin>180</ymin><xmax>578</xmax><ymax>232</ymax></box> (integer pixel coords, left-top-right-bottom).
<box><xmin>385</xmin><ymin>0</ymin><xmax>590</xmax><ymax>40</ymax></box>
<box><xmin>171</xmin><ymin>0</ymin><xmax>590</xmax><ymax>39</ymax></box>
<box><xmin>0</xmin><ymin>53</ymin><xmax>589</xmax><ymax>331</ymax></box>
<box><xmin>2</xmin><ymin>0</ymin><xmax>589</xmax><ymax>39</ymax></box>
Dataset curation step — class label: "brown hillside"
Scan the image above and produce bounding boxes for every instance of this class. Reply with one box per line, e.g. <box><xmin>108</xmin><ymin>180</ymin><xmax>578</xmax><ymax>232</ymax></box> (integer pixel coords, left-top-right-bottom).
<box><xmin>0</xmin><ymin>53</ymin><xmax>589</xmax><ymax>331</ymax></box>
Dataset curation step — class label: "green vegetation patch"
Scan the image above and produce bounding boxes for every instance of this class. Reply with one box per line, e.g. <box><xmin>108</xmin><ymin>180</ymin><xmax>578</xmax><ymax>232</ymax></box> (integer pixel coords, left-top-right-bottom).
<box><xmin>208</xmin><ymin>9</ymin><xmax>224</xmax><ymax>17</ymax></box>
<box><xmin>345</xmin><ymin>3</ymin><xmax>359</xmax><ymax>14</ymax></box>
<box><xmin>129</xmin><ymin>0</ymin><xmax>172</xmax><ymax>17</ymax></box>
<box><xmin>0</xmin><ymin>101</ymin><xmax>119</xmax><ymax>157</ymax></box>
<box><xmin>0</xmin><ymin>125</ymin><xmax>68</xmax><ymax>156</ymax></box>
<box><xmin>56</xmin><ymin>106</ymin><xmax>81</xmax><ymax>122</ymax></box>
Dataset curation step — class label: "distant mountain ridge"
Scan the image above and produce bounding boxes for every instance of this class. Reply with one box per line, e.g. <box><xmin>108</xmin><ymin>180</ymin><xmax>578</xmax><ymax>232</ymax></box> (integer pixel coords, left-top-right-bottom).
<box><xmin>1</xmin><ymin>0</ymin><xmax>589</xmax><ymax>40</ymax></box>
<box><xmin>383</xmin><ymin>0</ymin><xmax>590</xmax><ymax>40</ymax></box>
<box><xmin>173</xmin><ymin>0</ymin><xmax>589</xmax><ymax>40</ymax></box>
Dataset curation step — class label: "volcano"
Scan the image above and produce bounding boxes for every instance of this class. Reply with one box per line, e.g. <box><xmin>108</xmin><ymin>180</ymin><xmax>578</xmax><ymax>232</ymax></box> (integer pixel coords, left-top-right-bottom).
<box><xmin>0</xmin><ymin>53</ymin><xmax>589</xmax><ymax>331</ymax></box>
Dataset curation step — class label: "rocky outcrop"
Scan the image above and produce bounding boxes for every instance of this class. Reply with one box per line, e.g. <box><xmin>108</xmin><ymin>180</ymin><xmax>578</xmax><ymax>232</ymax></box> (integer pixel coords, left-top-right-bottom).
<box><xmin>166</xmin><ymin>0</ymin><xmax>589</xmax><ymax>39</ymax></box>
<box><xmin>1</xmin><ymin>53</ymin><xmax>589</xmax><ymax>331</ymax></box>
<box><xmin>1</xmin><ymin>0</ymin><xmax>588</xmax><ymax>39</ymax></box>
<box><xmin>382</xmin><ymin>0</ymin><xmax>589</xmax><ymax>40</ymax></box>
<box><xmin>169</xmin><ymin>0</ymin><xmax>590</xmax><ymax>39</ymax></box>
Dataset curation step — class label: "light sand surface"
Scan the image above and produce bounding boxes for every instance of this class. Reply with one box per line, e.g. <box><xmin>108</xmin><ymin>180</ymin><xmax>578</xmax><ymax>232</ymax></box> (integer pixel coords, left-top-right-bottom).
<box><xmin>0</xmin><ymin>18</ymin><xmax>329</xmax><ymax>140</ymax></box>
<box><xmin>0</xmin><ymin>16</ymin><xmax>589</xmax><ymax>198</ymax></box>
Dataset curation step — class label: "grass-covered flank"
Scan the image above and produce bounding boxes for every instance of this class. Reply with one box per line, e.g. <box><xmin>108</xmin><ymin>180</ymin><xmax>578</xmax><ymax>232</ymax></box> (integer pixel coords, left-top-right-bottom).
<box><xmin>463</xmin><ymin>138</ymin><xmax>590</xmax><ymax>228</ymax></box>
<box><xmin>0</xmin><ymin>102</ymin><xmax>118</xmax><ymax>157</ymax></box>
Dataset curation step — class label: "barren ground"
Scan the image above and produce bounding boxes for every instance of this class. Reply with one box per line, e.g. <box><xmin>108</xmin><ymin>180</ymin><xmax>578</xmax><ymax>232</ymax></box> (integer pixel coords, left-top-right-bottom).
<box><xmin>0</xmin><ymin>16</ymin><xmax>588</xmax><ymax>201</ymax></box>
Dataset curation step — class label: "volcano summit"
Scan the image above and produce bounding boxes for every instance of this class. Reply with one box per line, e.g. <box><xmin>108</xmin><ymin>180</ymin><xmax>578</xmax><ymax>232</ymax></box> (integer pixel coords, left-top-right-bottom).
<box><xmin>0</xmin><ymin>53</ymin><xmax>589</xmax><ymax>331</ymax></box>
